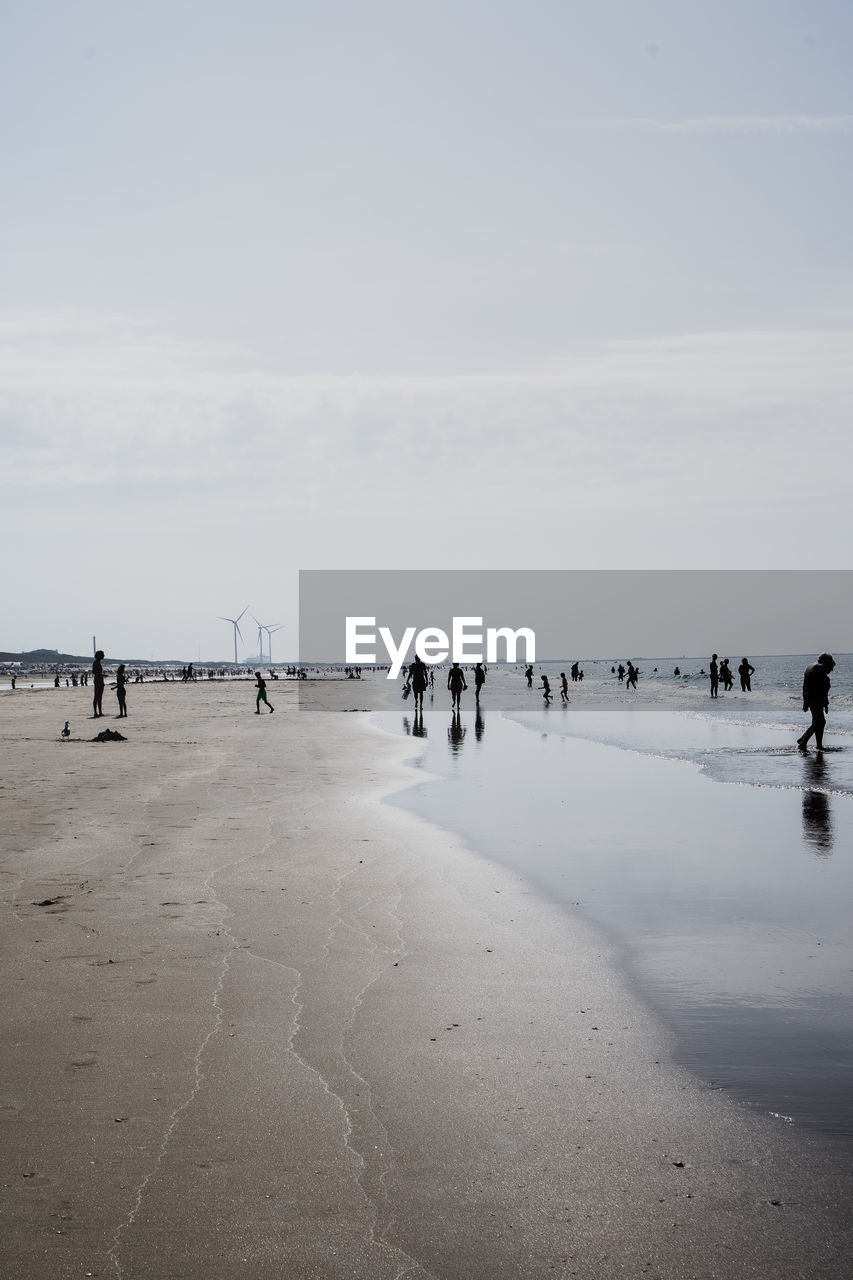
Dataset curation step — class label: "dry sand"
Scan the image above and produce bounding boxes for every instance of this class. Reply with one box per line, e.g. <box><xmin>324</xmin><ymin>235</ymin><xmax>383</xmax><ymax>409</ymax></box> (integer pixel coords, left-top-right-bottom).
<box><xmin>1</xmin><ymin>678</ymin><xmax>851</xmax><ymax>1279</ymax></box>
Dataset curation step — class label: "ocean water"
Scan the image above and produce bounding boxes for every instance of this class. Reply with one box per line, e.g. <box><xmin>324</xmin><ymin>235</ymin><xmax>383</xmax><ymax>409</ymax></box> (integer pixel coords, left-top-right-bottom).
<box><xmin>377</xmin><ymin>654</ymin><xmax>853</xmax><ymax>1141</ymax></box>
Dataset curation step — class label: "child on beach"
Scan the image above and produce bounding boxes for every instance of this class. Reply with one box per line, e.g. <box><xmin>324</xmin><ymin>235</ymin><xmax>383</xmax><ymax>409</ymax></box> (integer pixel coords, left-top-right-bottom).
<box><xmin>560</xmin><ymin>672</ymin><xmax>569</xmax><ymax>703</ymax></box>
<box><xmin>116</xmin><ymin>664</ymin><xmax>128</xmax><ymax>718</ymax></box>
<box><xmin>541</xmin><ymin>674</ymin><xmax>552</xmax><ymax>704</ymax></box>
<box><xmin>254</xmin><ymin>671</ymin><xmax>274</xmax><ymax>714</ymax></box>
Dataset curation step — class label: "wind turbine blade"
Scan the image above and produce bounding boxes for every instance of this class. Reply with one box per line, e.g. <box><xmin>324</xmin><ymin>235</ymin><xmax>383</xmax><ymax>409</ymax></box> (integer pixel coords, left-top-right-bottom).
<box><xmin>236</xmin><ymin>607</ymin><xmax>249</xmax><ymax>623</ymax></box>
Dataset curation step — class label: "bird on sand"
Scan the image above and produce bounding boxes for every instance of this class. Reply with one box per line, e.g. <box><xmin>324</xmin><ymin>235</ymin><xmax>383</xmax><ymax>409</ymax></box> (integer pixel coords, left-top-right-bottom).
<box><xmin>61</xmin><ymin>721</ymin><xmax>71</xmax><ymax>739</ymax></box>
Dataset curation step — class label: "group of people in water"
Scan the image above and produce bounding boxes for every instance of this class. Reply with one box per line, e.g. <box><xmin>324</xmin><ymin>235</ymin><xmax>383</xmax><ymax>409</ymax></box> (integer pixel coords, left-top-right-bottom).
<box><xmin>398</xmin><ymin>651</ymin><xmax>839</xmax><ymax>753</ymax></box>
<box><xmin>708</xmin><ymin>656</ymin><xmax>756</xmax><ymax>698</ymax></box>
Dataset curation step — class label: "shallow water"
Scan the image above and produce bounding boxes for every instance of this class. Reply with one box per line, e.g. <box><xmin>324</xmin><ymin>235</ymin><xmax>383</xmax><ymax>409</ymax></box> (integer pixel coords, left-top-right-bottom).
<box><xmin>378</xmin><ymin>703</ymin><xmax>853</xmax><ymax>1140</ymax></box>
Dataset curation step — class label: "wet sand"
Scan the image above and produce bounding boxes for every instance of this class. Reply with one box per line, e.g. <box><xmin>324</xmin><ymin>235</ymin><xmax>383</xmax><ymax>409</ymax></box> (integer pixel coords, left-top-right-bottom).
<box><xmin>1</xmin><ymin>679</ymin><xmax>852</xmax><ymax>1278</ymax></box>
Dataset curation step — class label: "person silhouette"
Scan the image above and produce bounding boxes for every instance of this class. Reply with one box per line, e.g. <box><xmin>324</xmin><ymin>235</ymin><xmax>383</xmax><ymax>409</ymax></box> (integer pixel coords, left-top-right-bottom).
<box><xmin>540</xmin><ymin>673</ymin><xmax>552</xmax><ymax>704</ymax></box>
<box><xmin>447</xmin><ymin>662</ymin><xmax>467</xmax><ymax>710</ymax></box>
<box><xmin>797</xmin><ymin>653</ymin><xmax>835</xmax><ymax>751</ymax></box>
<box><xmin>409</xmin><ymin>654</ymin><xmax>429</xmax><ymax>710</ymax></box>
<box><xmin>709</xmin><ymin>654</ymin><xmax>719</xmax><ymax>699</ymax></box>
<box><xmin>92</xmin><ymin>650</ymin><xmax>105</xmax><ymax>718</ymax></box>
<box><xmin>116</xmin><ymin>663</ymin><xmax>128</xmax><ymax>718</ymax></box>
<box><xmin>254</xmin><ymin>671</ymin><xmax>275</xmax><ymax>714</ymax></box>
<box><xmin>738</xmin><ymin>658</ymin><xmax>755</xmax><ymax>691</ymax></box>
<box><xmin>474</xmin><ymin>662</ymin><xmax>486</xmax><ymax>703</ymax></box>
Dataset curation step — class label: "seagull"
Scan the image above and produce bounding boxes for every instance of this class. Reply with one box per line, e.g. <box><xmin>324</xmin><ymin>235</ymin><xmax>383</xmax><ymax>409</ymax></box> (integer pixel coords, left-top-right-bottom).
<box><xmin>61</xmin><ymin>721</ymin><xmax>71</xmax><ymax>739</ymax></box>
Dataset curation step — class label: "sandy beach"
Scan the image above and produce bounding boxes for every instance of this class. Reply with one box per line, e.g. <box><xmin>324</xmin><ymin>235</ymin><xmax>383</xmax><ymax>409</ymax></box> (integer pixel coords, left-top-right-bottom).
<box><xmin>2</xmin><ymin>679</ymin><xmax>852</xmax><ymax>1279</ymax></box>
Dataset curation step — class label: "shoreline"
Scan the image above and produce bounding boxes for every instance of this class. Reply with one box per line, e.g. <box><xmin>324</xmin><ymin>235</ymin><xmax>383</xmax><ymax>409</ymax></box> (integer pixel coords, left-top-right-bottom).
<box><xmin>381</xmin><ymin>704</ymin><xmax>853</xmax><ymax>1140</ymax></box>
<box><xmin>1</xmin><ymin>681</ymin><xmax>852</xmax><ymax>1276</ymax></box>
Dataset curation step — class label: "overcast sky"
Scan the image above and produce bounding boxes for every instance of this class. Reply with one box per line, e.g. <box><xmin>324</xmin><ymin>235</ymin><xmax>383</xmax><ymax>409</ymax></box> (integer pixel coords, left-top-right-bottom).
<box><xmin>2</xmin><ymin>1</ymin><xmax>851</xmax><ymax>661</ymax></box>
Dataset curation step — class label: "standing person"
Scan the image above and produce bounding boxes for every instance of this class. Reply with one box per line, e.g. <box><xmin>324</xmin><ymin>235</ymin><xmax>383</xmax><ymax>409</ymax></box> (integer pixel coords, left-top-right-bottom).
<box><xmin>709</xmin><ymin>654</ymin><xmax>719</xmax><ymax>699</ymax></box>
<box><xmin>409</xmin><ymin>653</ymin><xmax>428</xmax><ymax>711</ymax></box>
<box><xmin>92</xmin><ymin>650</ymin><xmax>105</xmax><ymax>718</ymax></box>
<box><xmin>720</xmin><ymin>658</ymin><xmax>733</xmax><ymax>691</ymax></box>
<box><xmin>626</xmin><ymin>661</ymin><xmax>638</xmax><ymax>691</ymax></box>
<box><xmin>525</xmin><ymin>664</ymin><xmax>534</xmax><ymax>688</ymax></box>
<box><xmin>474</xmin><ymin>662</ymin><xmax>486</xmax><ymax>703</ymax></box>
<box><xmin>447</xmin><ymin>661</ymin><xmax>467</xmax><ymax>709</ymax></box>
<box><xmin>738</xmin><ymin>658</ymin><xmax>756</xmax><ymax>691</ymax></box>
<box><xmin>797</xmin><ymin>653</ymin><xmax>835</xmax><ymax>751</ymax></box>
<box><xmin>617</xmin><ymin>664</ymin><xmax>625</xmax><ymax>682</ymax></box>
<box><xmin>254</xmin><ymin>671</ymin><xmax>274</xmax><ymax>714</ymax></box>
<box><xmin>116</xmin><ymin>663</ymin><xmax>128</xmax><ymax>718</ymax></box>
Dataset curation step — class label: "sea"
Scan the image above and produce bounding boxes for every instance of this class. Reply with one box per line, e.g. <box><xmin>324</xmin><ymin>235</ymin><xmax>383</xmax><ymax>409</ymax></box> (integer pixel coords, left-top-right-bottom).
<box><xmin>377</xmin><ymin>654</ymin><xmax>853</xmax><ymax>1144</ymax></box>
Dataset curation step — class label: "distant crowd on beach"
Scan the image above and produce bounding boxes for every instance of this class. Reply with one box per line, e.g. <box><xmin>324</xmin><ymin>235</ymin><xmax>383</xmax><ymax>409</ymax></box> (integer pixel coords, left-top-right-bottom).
<box><xmin>4</xmin><ymin>649</ymin><xmax>839</xmax><ymax>753</ymax></box>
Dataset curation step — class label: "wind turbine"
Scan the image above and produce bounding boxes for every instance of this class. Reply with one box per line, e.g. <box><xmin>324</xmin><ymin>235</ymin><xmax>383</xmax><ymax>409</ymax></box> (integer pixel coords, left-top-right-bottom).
<box><xmin>219</xmin><ymin>607</ymin><xmax>249</xmax><ymax>665</ymax></box>
<box><xmin>265</xmin><ymin>625</ymin><xmax>284</xmax><ymax>667</ymax></box>
<box><xmin>251</xmin><ymin>614</ymin><xmax>278</xmax><ymax>665</ymax></box>
<box><xmin>251</xmin><ymin>615</ymin><xmax>266</xmax><ymax>664</ymax></box>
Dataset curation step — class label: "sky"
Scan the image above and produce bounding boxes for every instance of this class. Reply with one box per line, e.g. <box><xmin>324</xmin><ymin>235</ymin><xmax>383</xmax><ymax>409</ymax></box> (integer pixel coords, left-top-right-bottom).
<box><xmin>2</xmin><ymin>0</ymin><xmax>851</xmax><ymax>661</ymax></box>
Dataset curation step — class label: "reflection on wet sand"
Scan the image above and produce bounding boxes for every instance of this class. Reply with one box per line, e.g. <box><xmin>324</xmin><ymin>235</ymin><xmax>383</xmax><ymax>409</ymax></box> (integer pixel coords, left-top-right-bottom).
<box><xmin>801</xmin><ymin>753</ymin><xmax>834</xmax><ymax>855</ymax></box>
<box><xmin>448</xmin><ymin>710</ymin><xmax>466</xmax><ymax>754</ymax></box>
<box><xmin>402</xmin><ymin>710</ymin><xmax>428</xmax><ymax>739</ymax></box>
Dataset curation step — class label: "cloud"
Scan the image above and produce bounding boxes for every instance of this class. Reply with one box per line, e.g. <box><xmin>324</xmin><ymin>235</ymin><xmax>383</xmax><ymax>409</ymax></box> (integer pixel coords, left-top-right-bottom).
<box><xmin>3</xmin><ymin>317</ymin><xmax>852</xmax><ymax>654</ymax></box>
<box><xmin>563</xmin><ymin>115</ymin><xmax>853</xmax><ymax>136</ymax></box>
<box><xmin>2</xmin><ymin>321</ymin><xmax>851</xmax><ymax>520</ymax></box>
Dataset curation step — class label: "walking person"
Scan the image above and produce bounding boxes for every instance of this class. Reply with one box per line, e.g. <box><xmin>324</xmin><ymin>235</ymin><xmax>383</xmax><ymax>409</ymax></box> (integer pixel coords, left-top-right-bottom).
<box><xmin>797</xmin><ymin>654</ymin><xmax>835</xmax><ymax>751</ymax></box>
<box><xmin>474</xmin><ymin>662</ymin><xmax>486</xmax><ymax>703</ymax></box>
<box><xmin>254</xmin><ymin>671</ymin><xmax>274</xmax><ymax>714</ymax></box>
<box><xmin>447</xmin><ymin>662</ymin><xmax>467</xmax><ymax>710</ymax></box>
<box><xmin>409</xmin><ymin>653</ymin><xmax>428</xmax><ymax>711</ymax></box>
